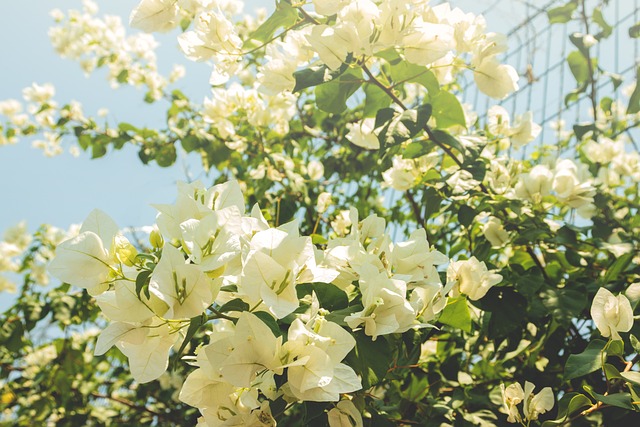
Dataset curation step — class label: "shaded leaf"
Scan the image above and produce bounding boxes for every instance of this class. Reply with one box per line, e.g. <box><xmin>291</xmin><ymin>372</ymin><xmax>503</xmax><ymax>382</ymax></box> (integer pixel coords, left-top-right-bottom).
<box><xmin>438</xmin><ymin>296</ymin><xmax>472</xmax><ymax>333</ymax></box>
<box><xmin>564</xmin><ymin>339</ymin><xmax>607</xmax><ymax>381</ymax></box>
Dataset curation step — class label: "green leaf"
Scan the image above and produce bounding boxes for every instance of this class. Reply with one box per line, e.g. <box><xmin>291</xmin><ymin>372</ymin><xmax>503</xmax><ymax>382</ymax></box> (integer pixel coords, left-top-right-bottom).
<box><xmin>592</xmin><ymin>7</ymin><xmax>612</xmax><ymax>39</ymax></box>
<box><xmin>606</xmin><ymin>339</ymin><xmax>624</xmax><ymax>357</ymax></box>
<box><xmin>564</xmin><ymin>339</ymin><xmax>607</xmax><ymax>381</ymax></box>
<box><xmin>363</xmin><ymin>83</ymin><xmax>392</xmax><ymax>118</ymax></box>
<box><xmin>541</xmin><ymin>288</ymin><xmax>587</xmax><ymax>325</ymax></box>
<box><xmin>91</xmin><ymin>139</ymin><xmax>107</xmax><ymax>159</ymax></box>
<box><xmin>438</xmin><ymin>296</ymin><xmax>472</xmax><ymax>333</ymax></box>
<box><xmin>603</xmin><ymin>363</ymin><xmax>622</xmax><ymax>380</ymax></box>
<box><xmin>430</xmin><ymin>129</ymin><xmax>465</xmax><ymax>154</ymax></box>
<box><xmin>173</xmin><ymin>313</ymin><xmax>205</xmax><ymax>364</ymax></box>
<box><xmin>573</xmin><ymin>123</ymin><xmax>597</xmax><ymax>140</ymax></box>
<box><xmin>118</xmin><ymin>122</ymin><xmax>138</xmax><ymax>133</ymax></box>
<box><xmin>245</xmin><ymin>1</ymin><xmax>298</xmax><ymax>45</ymax></box>
<box><xmin>374</xmin><ymin>107</ymin><xmax>396</xmax><ymax>129</ymax></box>
<box><xmin>401</xmin><ymin>374</ymin><xmax>430</xmax><ymax>403</ymax></box>
<box><xmin>583</xmin><ymin>386</ymin><xmax>634</xmax><ymax>410</ymax></box>
<box><xmin>348</xmin><ymin>333</ymin><xmax>392</xmax><ymax>388</ymax></box>
<box><xmin>430</xmin><ymin>91</ymin><xmax>466</xmax><ymax>129</ymax></box>
<box><xmin>155</xmin><ymin>144</ymin><xmax>177</xmax><ymax>167</ymax></box>
<box><xmin>541</xmin><ymin>393</ymin><xmax>592</xmax><ymax>427</ymax></box>
<box><xmin>603</xmin><ymin>253</ymin><xmax>634</xmax><ymax>283</ymax></box>
<box><xmin>135</xmin><ymin>270</ymin><xmax>152</xmax><ymax>300</ymax></box>
<box><xmin>311</xmin><ymin>283</ymin><xmax>349</xmax><ymax>312</ymax></box>
<box><xmin>293</xmin><ymin>65</ymin><xmax>337</xmax><ymax>93</ymax></box>
<box><xmin>315</xmin><ymin>68</ymin><xmax>363</xmax><ymax>113</ymax></box>
<box><xmin>631</xmin><ymin>334</ymin><xmax>640</xmax><ymax>354</ymax></box>
<box><xmin>457</xmin><ymin>205</ymin><xmax>477</xmax><ymax>228</ymax></box>
<box><xmin>116</xmin><ymin>69</ymin><xmax>129</xmax><ymax>84</ymax></box>
<box><xmin>253</xmin><ymin>311</ymin><xmax>282</xmax><ymax>337</ymax></box>
<box><xmin>621</xmin><ymin>371</ymin><xmax>640</xmax><ymax>386</ymax></box>
<box><xmin>630</xmin><ymin>22</ymin><xmax>640</xmax><ymax>38</ymax></box>
<box><xmin>566</xmin><ymin>393</ymin><xmax>593</xmax><ymax>412</ymax></box>
<box><xmin>310</xmin><ymin>233</ymin><xmax>328</xmax><ymax>244</ymax></box>
<box><xmin>378</xmin><ymin>48</ymin><xmax>440</xmax><ymax>94</ymax></box>
<box><xmin>217</xmin><ymin>298</ymin><xmax>250</xmax><ymax>313</ymax></box>
<box><xmin>567</xmin><ymin>51</ymin><xmax>589</xmax><ymax>85</ymax></box>
<box><xmin>376</xmin><ymin>105</ymin><xmax>430</xmax><ymax>146</ymax></box>
<box><xmin>627</xmin><ymin>67</ymin><xmax>640</xmax><ymax>114</ymax></box>
<box><xmin>547</xmin><ymin>2</ymin><xmax>577</xmax><ymax>24</ymax></box>
<box><xmin>564</xmin><ymin>82</ymin><xmax>589</xmax><ymax>107</ymax></box>
<box><xmin>403</xmin><ymin>103</ymin><xmax>432</xmax><ymax>137</ymax></box>
<box><xmin>478</xmin><ymin>288</ymin><xmax>527</xmax><ymax>340</ymax></box>
<box><xmin>403</xmin><ymin>141</ymin><xmax>431</xmax><ymax>159</ymax></box>
<box><xmin>181</xmin><ymin>135</ymin><xmax>201</xmax><ymax>152</ymax></box>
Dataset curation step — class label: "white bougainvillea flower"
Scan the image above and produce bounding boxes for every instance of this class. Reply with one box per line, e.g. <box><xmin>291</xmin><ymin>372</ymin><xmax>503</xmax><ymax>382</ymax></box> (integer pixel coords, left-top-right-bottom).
<box><xmin>391</xmin><ymin>228</ymin><xmax>448</xmax><ymax>284</ymax></box>
<box><xmin>591</xmin><ymin>287</ymin><xmax>633</xmax><ymax>341</ymax></box>
<box><xmin>509</xmin><ymin>111</ymin><xmax>541</xmax><ymax>148</ymax></box>
<box><xmin>181</xmin><ymin>333</ymin><xmax>275</xmax><ymax>425</ymax></box>
<box><xmin>153</xmin><ymin>180</ymin><xmax>244</xmax><ymax>241</ymax></box>
<box><xmin>218</xmin><ymin>312</ymin><xmax>283</xmax><ymax>388</ymax></box>
<box><xmin>149</xmin><ymin>244</ymin><xmax>218</xmax><ymax>319</ymax></box>
<box><xmin>280</xmin><ymin>318</ymin><xmax>361</xmax><ymax>401</ymax></box>
<box><xmin>487</xmin><ymin>105</ymin><xmax>511</xmax><ymax>136</ymax></box>
<box><xmin>402</xmin><ymin>21</ymin><xmax>455</xmax><ymax>66</ymax></box>
<box><xmin>328</xmin><ymin>400</ymin><xmax>364</xmax><ymax>427</ymax></box>
<box><xmin>553</xmin><ymin>159</ymin><xmax>596</xmax><ymax>209</ymax></box>
<box><xmin>95</xmin><ymin>279</ymin><xmax>168</xmax><ymax>323</ymax></box>
<box><xmin>523</xmin><ymin>381</ymin><xmax>554</xmax><ymax>421</ymax></box>
<box><xmin>313</xmin><ymin>0</ymin><xmax>349</xmax><ymax>16</ymax></box>
<box><xmin>447</xmin><ymin>256</ymin><xmax>502</xmax><ymax>300</ymax></box>
<box><xmin>514</xmin><ymin>164</ymin><xmax>553</xmax><ymax>203</ymax></box>
<box><xmin>345</xmin><ymin>264</ymin><xmax>416</xmax><ymax>339</ymax></box>
<box><xmin>346</xmin><ymin>118</ymin><xmax>379</xmax><ymax>150</ymax></box>
<box><xmin>382</xmin><ymin>155</ymin><xmax>419</xmax><ymax>191</ymax></box>
<box><xmin>240</xmin><ymin>222</ymin><xmax>336</xmax><ymax>319</ymax></box>
<box><xmin>178</xmin><ymin>9</ymin><xmax>241</xmax><ymax>61</ymax></box>
<box><xmin>474</xmin><ymin>57</ymin><xmax>519</xmax><ymax>100</ymax></box>
<box><xmin>130</xmin><ymin>0</ymin><xmax>180</xmax><ymax>33</ymax></box>
<box><xmin>306</xmin><ymin>25</ymin><xmax>350</xmax><ymax>70</ymax></box>
<box><xmin>179</xmin><ymin>211</ymin><xmax>243</xmax><ymax>275</ymax></box>
<box><xmin>48</xmin><ymin>209</ymin><xmax>125</xmax><ymax>295</ymax></box>
<box><xmin>501</xmin><ymin>382</ymin><xmax>524</xmax><ymax>423</ymax></box>
<box><xmin>95</xmin><ymin>318</ymin><xmax>178</xmax><ymax>383</ymax></box>
<box><xmin>501</xmin><ymin>381</ymin><xmax>554</xmax><ymax>423</ymax></box>
<box><xmin>482</xmin><ymin>216</ymin><xmax>509</xmax><ymax>247</ymax></box>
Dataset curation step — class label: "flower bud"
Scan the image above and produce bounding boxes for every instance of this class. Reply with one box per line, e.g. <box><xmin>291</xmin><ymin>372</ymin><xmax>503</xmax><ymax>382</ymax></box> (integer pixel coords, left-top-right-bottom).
<box><xmin>149</xmin><ymin>227</ymin><xmax>164</xmax><ymax>249</ymax></box>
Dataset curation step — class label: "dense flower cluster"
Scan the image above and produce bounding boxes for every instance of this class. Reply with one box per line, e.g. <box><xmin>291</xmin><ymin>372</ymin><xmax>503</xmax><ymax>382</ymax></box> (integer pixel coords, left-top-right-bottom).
<box><xmin>48</xmin><ymin>179</ymin><xmax>504</xmax><ymax>425</ymax></box>
<box><xmin>3</xmin><ymin>0</ymin><xmax>640</xmax><ymax>425</ymax></box>
<box><xmin>50</xmin><ymin>0</ymin><xmax>183</xmax><ymax>100</ymax></box>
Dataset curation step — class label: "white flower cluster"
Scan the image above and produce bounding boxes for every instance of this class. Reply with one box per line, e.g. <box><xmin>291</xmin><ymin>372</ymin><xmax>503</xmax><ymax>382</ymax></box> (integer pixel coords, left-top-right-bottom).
<box><xmin>0</xmin><ymin>83</ymin><xmax>112</xmax><ymax>157</ymax></box>
<box><xmin>510</xmin><ymin>159</ymin><xmax>597</xmax><ymax>217</ymax></box>
<box><xmin>131</xmin><ymin>0</ymin><xmax>519</xmax><ymax>100</ymax></box>
<box><xmin>501</xmin><ymin>381</ymin><xmax>554</xmax><ymax>424</ymax></box>
<box><xmin>590</xmin><ymin>287</ymin><xmax>634</xmax><ymax>341</ymax></box>
<box><xmin>49</xmin><ymin>0</ymin><xmax>182</xmax><ymax>100</ymax></box>
<box><xmin>203</xmin><ymin>82</ymin><xmax>296</xmax><ymax>141</ymax></box>
<box><xmin>0</xmin><ymin>222</ymin><xmax>77</xmax><ymax>292</ymax></box>
<box><xmin>48</xmin><ymin>179</ymin><xmax>504</xmax><ymax>425</ymax></box>
<box><xmin>486</xmin><ymin>105</ymin><xmax>542</xmax><ymax>150</ymax></box>
<box><xmin>582</xmin><ymin>136</ymin><xmax>640</xmax><ymax>187</ymax></box>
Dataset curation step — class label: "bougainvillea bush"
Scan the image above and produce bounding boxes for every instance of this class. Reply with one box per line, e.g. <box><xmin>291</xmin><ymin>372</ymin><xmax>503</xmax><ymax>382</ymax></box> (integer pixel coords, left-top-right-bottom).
<box><xmin>2</xmin><ymin>0</ymin><xmax>640</xmax><ymax>425</ymax></box>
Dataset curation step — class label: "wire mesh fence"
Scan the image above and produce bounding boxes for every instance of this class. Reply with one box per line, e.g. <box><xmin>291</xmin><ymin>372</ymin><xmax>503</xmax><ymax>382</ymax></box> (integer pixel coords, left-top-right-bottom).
<box><xmin>455</xmin><ymin>0</ymin><xmax>640</xmax><ymax>145</ymax></box>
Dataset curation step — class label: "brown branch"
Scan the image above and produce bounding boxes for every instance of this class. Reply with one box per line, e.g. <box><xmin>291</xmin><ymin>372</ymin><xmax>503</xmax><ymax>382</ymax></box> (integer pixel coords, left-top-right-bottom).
<box><xmin>91</xmin><ymin>392</ymin><xmax>168</xmax><ymax>420</ymax></box>
<box><xmin>405</xmin><ymin>190</ymin><xmax>426</xmax><ymax>230</ymax></box>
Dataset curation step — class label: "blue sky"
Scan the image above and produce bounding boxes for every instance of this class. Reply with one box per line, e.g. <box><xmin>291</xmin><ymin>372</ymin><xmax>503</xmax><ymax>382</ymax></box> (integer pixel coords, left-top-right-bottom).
<box><xmin>3</xmin><ymin>0</ymin><xmax>636</xmax><ymax>238</ymax></box>
<box><xmin>0</xmin><ymin>0</ymin><xmax>527</xmax><ymax>236</ymax></box>
<box><xmin>0</xmin><ymin>0</ymin><xmax>273</xmax><ymax>236</ymax></box>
